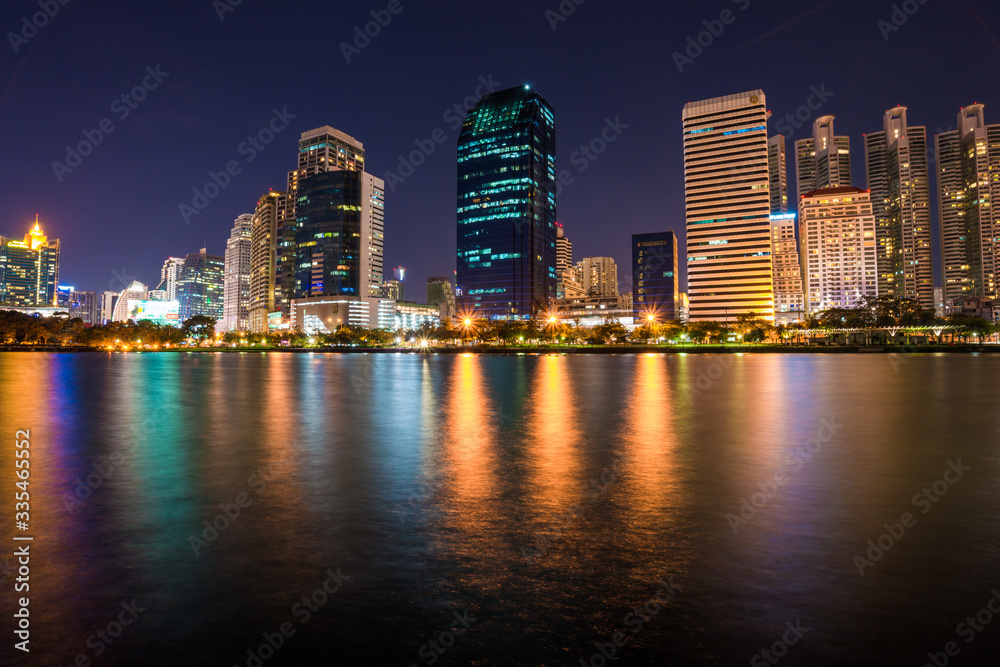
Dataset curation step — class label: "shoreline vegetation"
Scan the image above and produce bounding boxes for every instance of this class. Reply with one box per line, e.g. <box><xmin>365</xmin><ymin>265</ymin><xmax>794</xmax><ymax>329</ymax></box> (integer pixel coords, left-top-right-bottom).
<box><xmin>3</xmin><ymin>295</ymin><xmax>998</xmax><ymax>355</ymax></box>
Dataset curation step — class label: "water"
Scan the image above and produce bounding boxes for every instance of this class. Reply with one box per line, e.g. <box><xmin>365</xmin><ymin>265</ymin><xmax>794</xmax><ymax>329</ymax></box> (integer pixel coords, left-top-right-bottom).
<box><xmin>1</xmin><ymin>351</ymin><xmax>999</xmax><ymax>666</ymax></box>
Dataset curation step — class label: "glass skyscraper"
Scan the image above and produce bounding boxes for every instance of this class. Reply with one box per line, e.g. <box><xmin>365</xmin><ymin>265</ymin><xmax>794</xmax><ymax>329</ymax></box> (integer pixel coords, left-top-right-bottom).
<box><xmin>456</xmin><ymin>86</ymin><xmax>557</xmax><ymax>319</ymax></box>
<box><xmin>0</xmin><ymin>218</ymin><xmax>60</xmax><ymax>307</ymax></box>
<box><xmin>632</xmin><ymin>232</ymin><xmax>679</xmax><ymax>322</ymax></box>
<box><xmin>177</xmin><ymin>249</ymin><xmax>224</xmax><ymax>321</ymax></box>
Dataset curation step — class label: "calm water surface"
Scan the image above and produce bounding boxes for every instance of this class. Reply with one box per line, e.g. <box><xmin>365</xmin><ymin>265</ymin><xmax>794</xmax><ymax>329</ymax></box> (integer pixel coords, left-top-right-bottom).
<box><xmin>1</xmin><ymin>352</ymin><xmax>999</xmax><ymax>666</ymax></box>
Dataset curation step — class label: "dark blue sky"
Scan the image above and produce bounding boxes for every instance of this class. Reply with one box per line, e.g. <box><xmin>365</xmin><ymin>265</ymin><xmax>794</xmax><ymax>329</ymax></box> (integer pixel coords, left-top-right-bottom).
<box><xmin>2</xmin><ymin>0</ymin><xmax>998</xmax><ymax>297</ymax></box>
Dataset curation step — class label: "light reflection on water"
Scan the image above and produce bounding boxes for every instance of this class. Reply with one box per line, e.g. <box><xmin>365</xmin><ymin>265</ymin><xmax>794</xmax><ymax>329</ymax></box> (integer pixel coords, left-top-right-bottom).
<box><xmin>0</xmin><ymin>352</ymin><xmax>999</xmax><ymax>666</ymax></box>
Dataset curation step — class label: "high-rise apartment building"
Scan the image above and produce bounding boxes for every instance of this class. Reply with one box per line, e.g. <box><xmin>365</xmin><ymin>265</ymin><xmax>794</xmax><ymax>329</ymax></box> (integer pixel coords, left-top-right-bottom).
<box><xmin>69</xmin><ymin>290</ymin><xmax>100</xmax><ymax>325</ymax></box>
<box><xmin>222</xmin><ymin>214</ymin><xmax>253</xmax><ymax>332</ymax></box>
<box><xmin>427</xmin><ymin>276</ymin><xmax>456</xmax><ymax>318</ymax></box>
<box><xmin>555</xmin><ymin>223</ymin><xmax>572</xmax><ymax>298</ymax></box>
<box><xmin>865</xmin><ymin>106</ymin><xmax>933</xmax><ymax>307</ymax></box>
<box><xmin>767</xmin><ymin>135</ymin><xmax>789</xmax><ymax>214</ymax></box>
<box><xmin>456</xmin><ymin>86</ymin><xmax>557</xmax><ymax>319</ymax></box>
<box><xmin>683</xmin><ymin>90</ymin><xmax>773</xmax><ymax>322</ymax></box>
<box><xmin>177</xmin><ymin>249</ymin><xmax>224</xmax><ymax>321</ymax></box>
<box><xmin>248</xmin><ymin>190</ymin><xmax>285</xmax><ymax>333</ymax></box>
<box><xmin>632</xmin><ymin>231</ymin><xmax>679</xmax><ymax>322</ymax></box>
<box><xmin>0</xmin><ymin>217</ymin><xmax>60</xmax><ymax>307</ymax></box>
<box><xmin>799</xmin><ymin>187</ymin><xmax>878</xmax><ymax>313</ymax></box>
<box><xmin>383</xmin><ymin>279</ymin><xmax>402</xmax><ymax>301</ymax></box>
<box><xmin>795</xmin><ymin>116</ymin><xmax>852</xmax><ymax>201</ymax></box>
<box><xmin>935</xmin><ymin>104</ymin><xmax>1000</xmax><ymax>301</ymax></box>
<box><xmin>158</xmin><ymin>257</ymin><xmax>184</xmax><ymax>301</ymax></box>
<box><xmin>575</xmin><ymin>256</ymin><xmax>618</xmax><ymax>298</ymax></box>
<box><xmin>769</xmin><ymin>213</ymin><xmax>804</xmax><ymax>321</ymax></box>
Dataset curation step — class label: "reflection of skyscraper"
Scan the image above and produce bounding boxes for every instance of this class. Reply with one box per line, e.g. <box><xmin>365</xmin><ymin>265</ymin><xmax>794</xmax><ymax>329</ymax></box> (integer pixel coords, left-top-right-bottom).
<box><xmin>865</xmin><ymin>106</ymin><xmax>933</xmax><ymax>307</ymax></box>
<box><xmin>683</xmin><ymin>90</ymin><xmax>773</xmax><ymax>322</ymax></box>
<box><xmin>632</xmin><ymin>232</ymin><xmax>678</xmax><ymax>322</ymax></box>
<box><xmin>456</xmin><ymin>86</ymin><xmax>557</xmax><ymax>319</ymax></box>
<box><xmin>223</xmin><ymin>214</ymin><xmax>253</xmax><ymax>332</ymax></box>
<box><xmin>0</xmin><ymin>216</ymin><xmax>60</xmax><ymax>306</ymax></box>
<box><xmin>935</xmin><ymin>105</ymin><xmax>1000</xmax><ymax>301</ymax></box>
<box><xmin>177</xmin><ymin>249</ymin><xmax>224</xmax><ymax>321</ymax></box>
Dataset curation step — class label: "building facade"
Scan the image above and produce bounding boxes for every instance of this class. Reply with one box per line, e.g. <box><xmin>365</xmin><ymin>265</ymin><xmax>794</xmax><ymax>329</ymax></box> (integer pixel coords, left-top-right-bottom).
<box><xmin>177</xmin><ymin>249</ymin><xmax>224</xmax><ymax>321</ymax></box>
<box><xmin>456</xmin><ymin>86</ymin><xmax>557</xmax><ymax>319</ymax></box>
<box><xmin>426</xmin><ymin>276</ymin><xmax>456</xmax><ymax>319</ymax></box>
<box><xmin>0</xmin><ymin>217</ymin><xmax>60</xmax><ymax>307</ymax></box>
<box><xmin>158</xmin><ymin>257</ymin><xmax>184</xmax><ymax>302</ymax></box>
<box><xmin>683</xmin><ymin>90</ymin><xmax>773</xmax><ymax>322</ymax></box>
<box><xmin>865</xmin><ymin>106</ymin><xmax>933</xmax><ymax>307</ymax></box>
<box><xmin>799</xmin><ymin>187</ymin><xmax>878</xmax><ymax>313</ymax></box>
<box><xmin>769</xmin><ymin>214</ymin><xmax>804</xmax><ymax>322</ymax></box>
<box><xmin>248</xmin><ymin>190</ymin><xmax>285</xmax><ymax>333</ymax></box>
<box><xmin>69</xmin><ymin>290</ymin><xmax>100</xmax><ymax>325</ymax></box>
<box><xmin>632</xmin><ymin>231</ymin><xmax>679</xmax><ymax>322</ymax></box>
<box><xmin>575</xmin><ymin>256</ymin><xmax>618</xmax><ymax>298</ymax></box>
<box><xmin>795</xmin><ymin>116</ymin><xmax>852</xmax><ymax>201</ymax></box>
<box><xmin>555</xmin><ymin>223</ymin><xmax>573</xmax><ymax>298</ymax></box>
<box><xmin>222</xmin><ymin>214</ymin><xmax>253</xmax><ymax>332</ymax></box>
<box><xmin>767</xmin><ymin>135</ymin><xmax>789</xmax><ymax>214</ymax></box>
<box><xmin>111</xmin><ymin>281</ymin><xmax>148</xmax><ymax>322</ymax></box>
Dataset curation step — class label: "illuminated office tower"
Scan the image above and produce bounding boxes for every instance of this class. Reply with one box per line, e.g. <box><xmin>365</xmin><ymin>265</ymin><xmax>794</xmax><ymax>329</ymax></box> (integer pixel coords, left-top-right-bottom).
<box><xmin>456</xmin><ymin>86</ymin><xmax>557</xmax><ymax>319</ymax></box>
<box><xmin>0</xmin><ymin>217</ymin><xmax>60</xmax><ymax>307</ymax></box>
<box><xmin>683</xmin><ymin>90</ymin><xmax>773</xmax><ymax>322</ymax></box>
<box><xmin>799</xmin><ymin>187</ymin><xmax>878</xmax><ymax>313</ymax></box>
<box><xmin>248</xmin><ymin>190</ymin><xmax>285</xmax><ymax>333</ymax></box>
<box><xmin>575</xmin><ymin>256</ymin><xmax>618</xmax><ymax>297</ymax></box>
<box><xmin>383</xmin><ymin>279</ymin><xmax>402</xmax><ymax>301</ymax></box>
<box><xmin>865</xmin><ymin>106</ymin><xmax>933</xmax><ymax>307</ymax></box>
<box><xmin>222</xmin><ymin>213</ymin><xmax>253</xmax><ymax>332</ymax></box>
<box><xmin>69</xmin><ymin>290</ymin><xmax>100</xmax><ymax>325</ymax></box>
<box><xmin>177</xmin><ymin>248</ymin><xmax>224</xmax><ymax>321</ymax></box>
<box><xmin>769</xmin><ymin>213</ymin><xmax>804</xmax><ymax>322</ymax></box>
<box><xmin>795</xmin><ymin>116</ymin><xmax>852</xmax><ymax>200</ymax></box>
<box><xmin>555</xmin><ymin>223</ymin><xmax>573</xmax><ymax>298</ymax></box>
<box><xmin>935</xmin><ymin>104</ymin><xmax>1000</xmax><ymax>300</ymax></box>
<box><xmin>767</xmin><ymin>135</ymin><xmax>789</xmax><ymax>214</ymax></box>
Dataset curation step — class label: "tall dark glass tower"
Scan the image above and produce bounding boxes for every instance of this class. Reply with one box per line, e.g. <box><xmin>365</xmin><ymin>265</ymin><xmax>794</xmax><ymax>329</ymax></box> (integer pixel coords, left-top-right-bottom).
<box><xmin>456</xmin><ymin>86</ymin><xmax>557</xmax><ymax>319</ymax></box>
<box><xmin>632</xmin><ymin>232</ymin><xmax>679</xmax><ymax>322</ymax></box>
<box><xmin>294</xmin><ymin>171</ymin><xmax>362</xmax><ymax>298</ymax></box>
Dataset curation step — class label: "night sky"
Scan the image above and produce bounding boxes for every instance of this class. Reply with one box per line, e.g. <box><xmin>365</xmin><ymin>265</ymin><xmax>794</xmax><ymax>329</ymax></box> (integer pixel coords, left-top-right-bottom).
<box><xmin>2</xmin><ymin>0</ymin><xmax>998</xmax><ymax>297</ymax></box>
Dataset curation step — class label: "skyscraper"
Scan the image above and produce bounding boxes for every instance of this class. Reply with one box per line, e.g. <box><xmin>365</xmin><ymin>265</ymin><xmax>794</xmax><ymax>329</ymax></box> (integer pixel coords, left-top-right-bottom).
<box><xmin>248</xmin><ymin>190</ymin><xmax>285</xmax><ymax>333</ymax></box>
<box><xmin>799</xmin><ymin>187</ymin><xmax>878</xmax><ymax>313</ymax></box>
<box><xmin>632</xmin><ymin>232</ymin><xmax>679</xmax><ymax>322</ymax></box>
<box><xmin>111</xmin><ymin>280</ymin><xmax>148</xmax><ymax>322</ymax></box>
<box><xmin>0</xmin><ymin>217</ymin><xmax>60</xmax><ymax>307</ymax></box>
<box><xmin>222</xmin><ymin>214</ymin><xmax>253</xmax><ymax>332</ymax></box>
<box><xmin>177</xmin><ymin>249</ymin><xmax>224</xmax><ymax>321</ymax></box>
<box><xmin>555</xmin><ymin>223</ymin><xmax>572</xmax><ymax>298</ymax></box>
<box><xmin>767</xmin><ymin>135</ymin><xmax>788</xmax><ymax>214</ymax></box>
<box><xmin>936</xmin><ymin>104</ymin><xmax>1000</xmax><ymax>301</ymax></box>
<box><xmin>456</xmin><ymin>86</ymin><xmax>557</xmax><ymax>319</ymax></box>
<box><xmin>865</xmin><ymin>106</ymin><xmax>933</xmax><ymax>307</ymax></box>
<box><xmin>158</xmin><ymin>257</ymin><xmax>184</xmax><ymax>301</ymax></box>
<box><xmin>575</xmin><ymin>256</ymin><xmax>619</xmax><ymax>297</ymax></box>
<box><xmin>69</xmin><ymin>290</ymin><xmax>100</xmax><ymax>325</ymax></box>
<box><xmin>795</xmin><ymin>116</ymin><xmax>852</xmax><ymax>201</ymax></box>
<box><xmin>683</xmin><ymin>90</ymin><xmax>773</xmax><ymax>322</ymax></box>
<box><xmin>769</xmin><ymin>213</ymin><xmax>804</xmax><ymax>321</ymax></box>
<box><xmin>426</xmin><ymin>276</ymin><xmax>456</xmax><ymax>318</ymax></box>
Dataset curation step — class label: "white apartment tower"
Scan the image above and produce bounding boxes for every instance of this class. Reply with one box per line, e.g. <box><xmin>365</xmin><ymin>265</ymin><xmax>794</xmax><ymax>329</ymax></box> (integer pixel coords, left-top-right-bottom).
<box><xmin>769</xmin><ymin>213</ymin><xmax>804</xmax><ymax>322</ymax></box>
<box><xmin>799</xmin><ymin>187</ymin><xmax>878</xmax><ymax>313</ymax></box>
<box><xmin>683</xmin><ymin>90</ymin><xmax>773</xmax><ymax>322</ymax></box>
<box><xmin>865</xmin><ymin>106</ymin><xmax>933</xmax><ymax>308</ymax></box>
<box><xmin>795</xmin><ymin>116</ymin><xmax>852</xmax><ymax>201</ymax></box>
<box><xmin>575</xmin><ymin>256</ymin><xmax>619</xmax><ymax>298</ymax></box>
<box><xmin>222</xmin><ymin>214</ymin><xmax>254</xmax><ymax>332</ymax></box>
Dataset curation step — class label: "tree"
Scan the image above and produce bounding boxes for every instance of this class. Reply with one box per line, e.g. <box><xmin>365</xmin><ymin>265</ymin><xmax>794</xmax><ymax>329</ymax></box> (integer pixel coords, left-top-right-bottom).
<box><xmin>182</xmin><ymin>315</ymin><xmax>216</xmax><ymax>341</ymax></box>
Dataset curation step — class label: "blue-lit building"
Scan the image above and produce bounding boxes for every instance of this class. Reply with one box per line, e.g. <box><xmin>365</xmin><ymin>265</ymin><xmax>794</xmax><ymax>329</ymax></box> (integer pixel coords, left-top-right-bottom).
<box><xmin>177</xmin><ymin>249</ymin><xmax>224</xmax><ymax>321</ymax></box>
<box><xmin>632</xmin><ymin>232</ymin><xmax>679</xmax><ymax>322</ymax></box>
<box><xmin>456</xmin><ymin>86</ymin><xmax>557</xmax><ymax>319</ymax></box>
